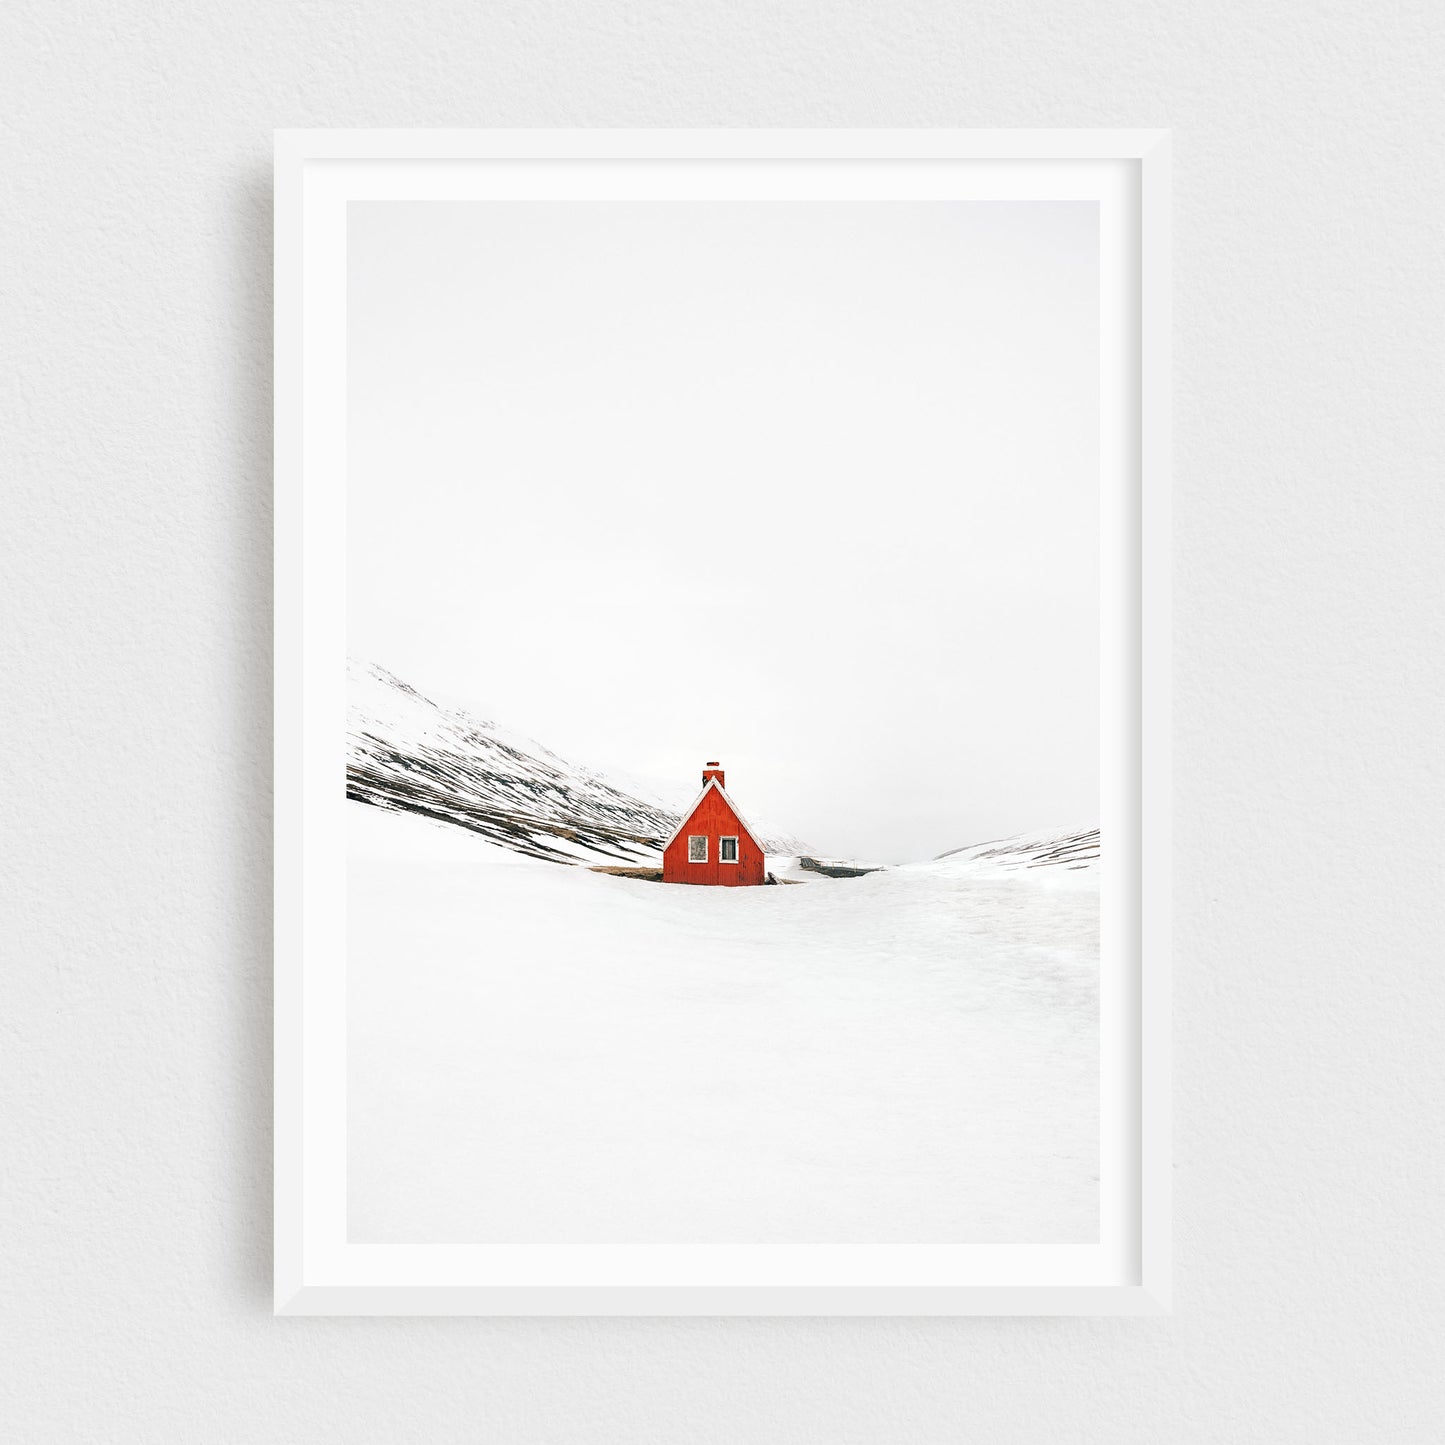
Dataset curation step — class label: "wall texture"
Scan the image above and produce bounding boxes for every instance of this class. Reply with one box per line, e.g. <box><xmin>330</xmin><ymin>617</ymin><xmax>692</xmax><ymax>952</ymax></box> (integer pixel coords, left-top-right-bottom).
<box><xmin>3</xmin><ymin>1</ymin><xmax>1442</xmax><ymax>1439</ymax></box>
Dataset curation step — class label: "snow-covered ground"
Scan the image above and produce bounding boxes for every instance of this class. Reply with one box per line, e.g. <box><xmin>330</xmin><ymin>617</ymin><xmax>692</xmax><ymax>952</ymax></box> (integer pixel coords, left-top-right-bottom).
<box><xmin>348</xmin><ymin>804</ymin><xmax>1099</xmax><ymax>1245</ymax></box>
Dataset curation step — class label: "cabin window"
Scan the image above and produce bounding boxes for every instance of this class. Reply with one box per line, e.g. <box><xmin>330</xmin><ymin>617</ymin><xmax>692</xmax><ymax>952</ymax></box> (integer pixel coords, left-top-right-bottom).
<box><xmin>688</xmin><ymin>835</ymin><xmax>708</xmax><ymax>863</ymax></box>
<box><xmin>719</xmin><ymin>836</ymin><xmax>739</xmax><ymax>863</ymax></box>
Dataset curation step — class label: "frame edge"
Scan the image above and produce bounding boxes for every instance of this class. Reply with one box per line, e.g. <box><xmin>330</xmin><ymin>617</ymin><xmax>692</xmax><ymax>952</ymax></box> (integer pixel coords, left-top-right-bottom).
<box><xmin>1138</xmin><ymin>128</ymin><xmax>1173</xmax><ymax>1313</ymax></box>
<box><xmin>273</xmin><ymin>130</ymin><xmax>304</xmax><ymax>1314</ymax></box>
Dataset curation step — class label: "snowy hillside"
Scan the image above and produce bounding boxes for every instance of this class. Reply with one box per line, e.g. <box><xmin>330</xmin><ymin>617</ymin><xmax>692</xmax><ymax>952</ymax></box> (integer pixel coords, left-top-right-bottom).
<box><xmin>934</xmin><ymin>827</ymin><xmax>1100</xmax><ymax>873</ymax></box>
<box><xmin>347</xmin><ymin>659</ymin><xmax>800</xmax><ymax>863</ymax></box>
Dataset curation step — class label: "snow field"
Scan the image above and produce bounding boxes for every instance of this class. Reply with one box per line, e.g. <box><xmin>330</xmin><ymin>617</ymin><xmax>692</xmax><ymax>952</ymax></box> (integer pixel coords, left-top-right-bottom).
<box><xmin>348</xmin><ymin>805</ymin><xmax>1099</xmax><ymax>1244</ymax></box>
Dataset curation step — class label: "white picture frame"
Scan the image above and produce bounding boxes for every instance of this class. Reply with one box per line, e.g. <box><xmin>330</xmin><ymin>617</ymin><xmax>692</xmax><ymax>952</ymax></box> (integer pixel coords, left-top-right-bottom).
<box><xmin>275</xmin><ymin>127</ymin><xmax>1171</xmax><ymax>1316</ymax></box>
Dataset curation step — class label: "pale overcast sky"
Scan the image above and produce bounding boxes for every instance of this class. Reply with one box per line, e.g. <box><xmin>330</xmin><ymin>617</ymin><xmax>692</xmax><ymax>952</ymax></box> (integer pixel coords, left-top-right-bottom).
<box><xmin>348</xmin><ymin>200</ymin><xmax>1098</xmax><ymax>863</ymax></box>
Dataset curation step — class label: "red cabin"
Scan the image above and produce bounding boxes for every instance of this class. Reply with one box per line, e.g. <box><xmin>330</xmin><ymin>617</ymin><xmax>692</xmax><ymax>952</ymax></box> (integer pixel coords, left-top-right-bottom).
<box><xmin>661</xmin><ymin>762</ymin><xmax>767</xmax><ymax>886</ymax></box>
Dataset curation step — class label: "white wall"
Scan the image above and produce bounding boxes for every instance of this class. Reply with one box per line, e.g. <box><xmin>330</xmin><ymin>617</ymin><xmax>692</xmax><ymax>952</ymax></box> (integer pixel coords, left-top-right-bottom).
<box><xmin>4</xmin><ymin>1</ymin><xmax>1442</xmax><ymax>1439</ymax></box>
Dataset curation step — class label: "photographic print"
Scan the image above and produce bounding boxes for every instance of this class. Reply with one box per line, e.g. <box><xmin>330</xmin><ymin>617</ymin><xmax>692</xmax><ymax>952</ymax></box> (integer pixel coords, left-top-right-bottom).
<box><xmin>346</xmin><ymin>196</ymin><xmax>1101</xmax><ymax>1245</ymax></box>
<box><xmin>276</xmin><ymin>131</ymin><xmax>1170</xmax><ymax>1312</ymax></box>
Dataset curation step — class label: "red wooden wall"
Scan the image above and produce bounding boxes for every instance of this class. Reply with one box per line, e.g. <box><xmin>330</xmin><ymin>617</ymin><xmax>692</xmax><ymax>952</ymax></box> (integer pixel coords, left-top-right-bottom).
<box><xmin>662</xmin><ymin>786</ymin><xmax>766</xmax><ymax>886</ymax></box>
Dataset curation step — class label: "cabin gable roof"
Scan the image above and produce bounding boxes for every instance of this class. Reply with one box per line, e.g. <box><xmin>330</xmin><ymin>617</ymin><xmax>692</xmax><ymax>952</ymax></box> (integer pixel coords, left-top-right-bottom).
<box><xmin>660</xmin><ymin>777</ymin><xmax>764</xmax><ymax>853</ymax></box>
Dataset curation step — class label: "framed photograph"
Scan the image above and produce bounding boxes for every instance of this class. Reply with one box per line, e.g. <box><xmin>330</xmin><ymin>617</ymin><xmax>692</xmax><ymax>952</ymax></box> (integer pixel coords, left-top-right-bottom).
<box><xmin>275</xmin><ymin>128</ymin><xmax>1171</xmax><ymax>1315</ymax></box>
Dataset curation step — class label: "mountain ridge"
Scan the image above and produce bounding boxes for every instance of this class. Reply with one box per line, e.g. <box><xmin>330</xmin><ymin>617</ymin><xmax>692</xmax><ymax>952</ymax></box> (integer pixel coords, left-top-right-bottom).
<box><xmin>347</xmin><ymin>660</ymin><xmax>802</xmax><ymax>863</ymax></box>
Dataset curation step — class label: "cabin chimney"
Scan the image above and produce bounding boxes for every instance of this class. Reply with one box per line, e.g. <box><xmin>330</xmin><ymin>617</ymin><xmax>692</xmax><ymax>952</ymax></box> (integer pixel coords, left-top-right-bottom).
<box><xmin>702</xmin><ymin>760</ymin><xmax>725</xmax><ymax>788</ymax></box>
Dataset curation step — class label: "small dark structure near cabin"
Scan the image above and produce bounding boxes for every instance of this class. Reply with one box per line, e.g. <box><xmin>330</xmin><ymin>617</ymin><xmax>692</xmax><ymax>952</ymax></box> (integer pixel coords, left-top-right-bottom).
<box><xmin>796</xmin><ymin>856</ymin><xmax>881</xmax><ymax>879</ymax></box>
